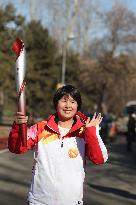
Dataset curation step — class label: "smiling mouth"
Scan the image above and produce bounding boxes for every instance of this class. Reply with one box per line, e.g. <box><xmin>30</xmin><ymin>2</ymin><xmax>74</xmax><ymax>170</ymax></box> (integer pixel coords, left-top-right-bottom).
<box><xmin>63</xmin><ymin>110</ymin><xmax>71</xmax><ymax>113</ymax></box>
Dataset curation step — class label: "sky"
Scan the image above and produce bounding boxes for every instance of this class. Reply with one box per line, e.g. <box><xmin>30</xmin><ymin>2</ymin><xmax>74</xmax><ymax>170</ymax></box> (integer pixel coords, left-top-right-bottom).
<box><xmin>1</xmin><ymin>0</ymin><xmax>136</xmax><ymax>23</ymax></box>
<box><xmin>1</xmin><ymin>0</ymin><xmax>136</xmax><ymax>47</ymax></box>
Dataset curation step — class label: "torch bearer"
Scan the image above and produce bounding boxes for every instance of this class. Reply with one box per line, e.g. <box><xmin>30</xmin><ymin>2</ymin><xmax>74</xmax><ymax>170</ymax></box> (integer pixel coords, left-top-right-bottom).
<box><xmin>12</xmin><ymin>38</ymin><xmax>27</xmax><ymax>147</ymax></box>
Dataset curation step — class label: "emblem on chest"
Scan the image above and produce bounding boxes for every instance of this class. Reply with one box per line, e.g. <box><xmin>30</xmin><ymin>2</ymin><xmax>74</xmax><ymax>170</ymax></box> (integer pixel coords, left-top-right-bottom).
<box><xmin>68</xmin><ymin>148</ymin><xmax>79</xmax><ymax>158</ymax></box>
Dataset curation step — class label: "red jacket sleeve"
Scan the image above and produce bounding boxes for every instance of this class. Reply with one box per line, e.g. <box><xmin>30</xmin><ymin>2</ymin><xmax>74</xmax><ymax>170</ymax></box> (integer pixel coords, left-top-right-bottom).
<box><xmin>85</xmin><ymin>126</ymin><xmax>108</xmax><ymax>165</ymax></box>
<box><xmin>8</xmin><ymin>122</ymin><xmax>38</xmax><ymax>154</ymax></box>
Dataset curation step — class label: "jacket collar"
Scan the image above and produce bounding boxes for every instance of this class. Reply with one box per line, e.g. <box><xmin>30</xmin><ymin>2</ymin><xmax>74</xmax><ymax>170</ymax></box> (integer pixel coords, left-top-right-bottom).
<box><xmin>46</xmin><ymin>113</ymin><xmax>85</xmax><ymax>134</ymax></box>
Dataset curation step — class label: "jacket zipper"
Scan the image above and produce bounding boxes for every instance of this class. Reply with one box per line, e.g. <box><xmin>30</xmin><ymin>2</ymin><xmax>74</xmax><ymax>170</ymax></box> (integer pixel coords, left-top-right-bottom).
<box><xmin>61</xmin><ymin>140</ymin><xmax>63</xmax><ymax>148</ymax></box>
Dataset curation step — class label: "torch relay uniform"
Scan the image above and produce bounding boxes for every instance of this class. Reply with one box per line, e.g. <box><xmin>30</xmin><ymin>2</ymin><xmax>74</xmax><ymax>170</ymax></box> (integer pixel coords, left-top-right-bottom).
<box><xmin>8</xmin><ymin>113</ymin><xmax>108</xmax><ymax>205</ymax></box>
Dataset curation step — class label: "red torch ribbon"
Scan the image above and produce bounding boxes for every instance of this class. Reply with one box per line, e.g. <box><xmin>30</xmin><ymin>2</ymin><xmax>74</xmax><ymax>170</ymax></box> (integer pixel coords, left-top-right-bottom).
<box><xmin>17</xmin><ymin>80</ymin><xmax>26</xmax><ymax>101</ymax></box>
<box><xmin>12</xmin><ymin>38</ymin><xmax>27</xmax><ymax>147</ymax></box>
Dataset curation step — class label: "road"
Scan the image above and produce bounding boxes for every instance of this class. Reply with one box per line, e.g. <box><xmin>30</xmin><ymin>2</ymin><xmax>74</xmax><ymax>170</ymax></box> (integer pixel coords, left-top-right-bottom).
<box><xmin>0</xmin><ymin>135</ymin><xmax>136</xmax><ymax>205</ymax></box>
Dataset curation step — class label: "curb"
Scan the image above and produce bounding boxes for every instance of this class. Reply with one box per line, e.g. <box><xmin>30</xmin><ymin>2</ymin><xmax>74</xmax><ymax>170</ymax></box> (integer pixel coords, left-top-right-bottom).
<box><xmin>0</xmin><ymin>148</ymin><xmax>8</xmax><ymax>154</ymax></box>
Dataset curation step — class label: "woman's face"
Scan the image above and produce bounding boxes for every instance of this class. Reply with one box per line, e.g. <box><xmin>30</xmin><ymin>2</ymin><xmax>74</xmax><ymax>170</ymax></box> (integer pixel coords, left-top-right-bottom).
<box><xmin>57</xmin><ymin>95</ymin><xmax>78</xmax><ymax>121</ymax></box>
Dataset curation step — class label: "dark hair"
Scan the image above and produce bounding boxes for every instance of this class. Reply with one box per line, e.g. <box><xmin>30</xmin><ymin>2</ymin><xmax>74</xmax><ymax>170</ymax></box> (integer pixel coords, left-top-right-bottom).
<box><xmin>53</xmin><ymin>85</ymin><xmax>82</xmax><ymax>110</ymax></box>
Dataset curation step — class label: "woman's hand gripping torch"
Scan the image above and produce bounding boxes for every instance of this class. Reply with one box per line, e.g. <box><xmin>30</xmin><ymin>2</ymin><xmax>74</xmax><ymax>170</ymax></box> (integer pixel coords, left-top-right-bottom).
<box><xmin>12</xmin><ymin>38</ymin><xmax>27</xmax><ymax>147</ymax></box>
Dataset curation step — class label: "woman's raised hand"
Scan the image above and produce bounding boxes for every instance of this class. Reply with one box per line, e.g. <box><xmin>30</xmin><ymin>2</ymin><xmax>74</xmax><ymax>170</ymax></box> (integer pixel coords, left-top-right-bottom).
<box><xmin>85</xmin><ymin>112</ymin><xmax>103</xmax><ymax>128</ymax></box>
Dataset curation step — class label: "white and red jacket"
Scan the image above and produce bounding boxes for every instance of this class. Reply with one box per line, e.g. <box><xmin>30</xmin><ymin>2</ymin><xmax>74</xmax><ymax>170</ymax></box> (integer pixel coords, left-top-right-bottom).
<box><xmin>8</xmin><ymin>113</ymin><xmax>108</xmax><ymax>205</ymax></box>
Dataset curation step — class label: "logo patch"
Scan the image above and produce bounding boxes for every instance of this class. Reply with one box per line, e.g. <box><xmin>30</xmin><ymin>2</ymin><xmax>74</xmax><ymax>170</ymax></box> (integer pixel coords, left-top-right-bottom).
<box><xmin>68</xmin><ymin>148</ymin><xmax>79</xmax><ymax>158</ymax></box>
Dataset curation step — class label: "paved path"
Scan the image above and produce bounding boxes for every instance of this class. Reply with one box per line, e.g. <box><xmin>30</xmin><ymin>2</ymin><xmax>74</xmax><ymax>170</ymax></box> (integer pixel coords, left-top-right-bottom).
<box><xmin>0</xmin><ymin>135</ymin><xmax>136</xmax><ymax>205</ymax></box>
<box><xmin>84</xmin><ymin>135</ymin><xmax>136</xmax><ymax>205</ymax></box>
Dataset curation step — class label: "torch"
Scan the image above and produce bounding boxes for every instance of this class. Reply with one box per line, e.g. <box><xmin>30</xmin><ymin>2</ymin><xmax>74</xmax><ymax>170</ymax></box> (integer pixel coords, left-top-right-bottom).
<box><xmin>12</xmin><ymin>38</ymin><xmax>27</xmax><ymax>147</ymax></box>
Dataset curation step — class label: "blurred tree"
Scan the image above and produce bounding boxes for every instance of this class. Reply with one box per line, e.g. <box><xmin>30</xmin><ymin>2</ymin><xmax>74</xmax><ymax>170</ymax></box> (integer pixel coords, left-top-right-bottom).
<box><xmin>79</xmin><ymin>3</ymin><xmax>136</xmax><ymax>115</ymax></box>
<box><xmin>20</xmin><ymin>0</ymin><xmax>98</xmax><ymax>53</ymax></box>
<box><xmin>104</xmin><ymin>3</ymin><xmax>136</xmax><ymax>56</ymax></box>
<box><xmin>22</xmin><ymin>20</ymin><xmax>80</xmax><ymax>118</ymax></box>
<box><xmin>0</xmin><ymin>4</ymin><xmax>80</xmax><ymax>120</ymax></box>
<box><xmin>23</xmin><ymin>20</ymin><xmax>60</xmax><ymax>118</ymax></box>
<box><xmin>1</xmin><ymin>2</ymin><xmax>136</xmax><ymax>119</ymax></box>
<box><xmin>0</xmin><ymin>4</ymin><xmax>25</xmax><ymax>116</ymax></box>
